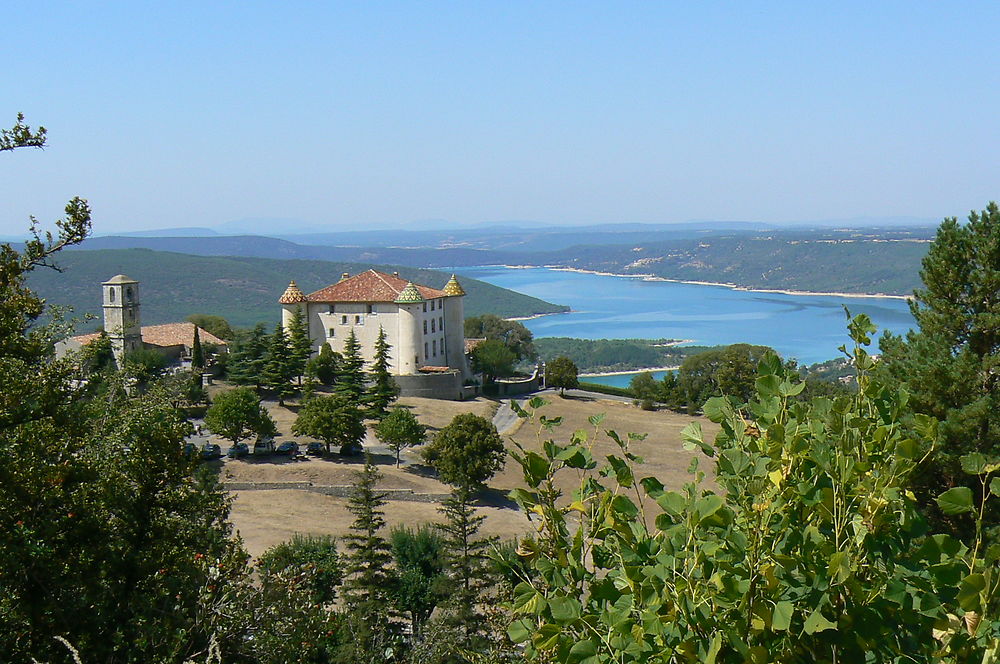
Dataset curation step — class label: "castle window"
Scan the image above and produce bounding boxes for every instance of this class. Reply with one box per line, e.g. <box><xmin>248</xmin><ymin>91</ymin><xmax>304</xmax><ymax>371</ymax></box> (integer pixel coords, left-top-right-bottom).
<box><xmin>432</xmin><ymin>339</ymin><xmax>437</xmax><ymax>356</ymax></box>
<box><xmin>431</xmin><ymin>319</ymin><xmax>436</xmax><ymax>333</ymax></box>
<box><xmin>439</xmin><ymin>316</ymin><xmax>443</xmax><ymax>329</ymax></box>
<box><xmin>424</xmin><ymin>342</ymin><xmax>428</xmax><ymax>359</ymax></box>
<box><xmin>109</xmin><ymin>289</ymin><xmax>115</xmax><ymax>303</ymax></box>
<box><xmin>329</xmin><ymin>305</ymin><xmax>335</xmax><ymax>313</ymax></box>
<box><xmin>341</xmin><ymin>315</ymin><xmax>347</xmax><ymax>324</ymax></box>
<box><xmin>328</xmin><ymin>328</ymin><xmax>335</xmax><ymax>338</ymax></box>
<box><xmin>366</xmin><ymin>304</ymin><xmax>373</xmax><ymax>314</ymax></box>
<box><xmin>355</xmin><ymin>315</ymin><xmax>362</xmax><ymax>325</ymax></box>
<box><xmin>126</xmin><ymin>287</ymin><xmax>133</xmax><ymax>301</ymax></box>
<box><xmin>423</xmin><ymin>303</ymin><xmax>427</xmax><ymax>312</ymax></box>
<box><xmin>430</xmin><ymin>300</ymin><xmax>435</xmax><ymax>311</ymax></box>
<box><xmin>423</xmin><ymin>321</ymin><xmax>427</xmax><ymax>334</ymax></box>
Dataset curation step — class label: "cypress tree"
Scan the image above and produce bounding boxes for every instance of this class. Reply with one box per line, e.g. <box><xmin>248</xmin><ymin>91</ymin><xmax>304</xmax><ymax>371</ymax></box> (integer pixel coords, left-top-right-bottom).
<box><xmin>190</xmin><ymin>325</ymin><xmax>205</xmax><ymax>370</ymax></box>
<box><xmin>262</xmin><ymin>322</ymin><xmax>295</xmax><ymax>406</ymax></box>
<box><xmin>366</xmin><ymin>326</ymin><xmax>399</xmax><ymax>419</ymax></box>
<box><xmin>336</xmin><ymin>328</ymin><xmax>366</xmax><ymax>404</ymax></box>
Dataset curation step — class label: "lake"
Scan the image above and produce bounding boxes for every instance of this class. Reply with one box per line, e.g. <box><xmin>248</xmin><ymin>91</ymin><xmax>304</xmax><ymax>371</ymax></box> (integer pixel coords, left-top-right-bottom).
<box><xmin>457</xmin><ymin>266</ymin><xmax>916</xmax><ymax>388</ymax></box>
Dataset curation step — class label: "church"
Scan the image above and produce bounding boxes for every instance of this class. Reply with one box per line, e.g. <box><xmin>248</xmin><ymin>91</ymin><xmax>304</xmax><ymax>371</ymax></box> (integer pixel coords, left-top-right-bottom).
<box><xmin>279</xmin><ymin>270</ymin><xmax>474</xmax><ymax>399</ymax></box>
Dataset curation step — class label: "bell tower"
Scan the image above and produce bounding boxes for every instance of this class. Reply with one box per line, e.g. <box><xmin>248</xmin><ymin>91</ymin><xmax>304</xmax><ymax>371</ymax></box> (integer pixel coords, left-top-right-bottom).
<box><xmin>102</xmin><ymin>274</ymin><xmax>143</xmax><ymax>366</ymax></box>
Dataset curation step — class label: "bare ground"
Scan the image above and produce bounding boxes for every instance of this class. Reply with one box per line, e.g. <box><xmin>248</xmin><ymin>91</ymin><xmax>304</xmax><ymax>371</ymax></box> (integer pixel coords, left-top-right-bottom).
<box><xmin>220</xmin><ymin>392</ymin><xmax>718</xmax><ymax>558</ymax></box>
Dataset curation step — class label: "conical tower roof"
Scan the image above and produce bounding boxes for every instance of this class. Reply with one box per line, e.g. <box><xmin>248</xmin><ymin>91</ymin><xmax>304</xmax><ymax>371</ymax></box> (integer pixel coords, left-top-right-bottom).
<box><xmin>278</xmin><ymin>280</ymin><xmax>307</xmax><ymax>304</ymax></box>
<box><xmin>394</xmin><ymin>281</ymin><xmax>425</xmax><ymax>304</ymax></box>
<box><xmin>443</xmin><ymin>274</ymin><xmax>466</xmax><ymax>296</ymax></box>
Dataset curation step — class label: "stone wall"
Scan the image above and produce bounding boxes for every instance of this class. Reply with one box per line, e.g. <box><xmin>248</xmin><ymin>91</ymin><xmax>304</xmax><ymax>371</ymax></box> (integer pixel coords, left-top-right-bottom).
<box><xmin>394</xmin><ymin>370</ymin><xmax>474</xmax><ymax>401</ymax></box>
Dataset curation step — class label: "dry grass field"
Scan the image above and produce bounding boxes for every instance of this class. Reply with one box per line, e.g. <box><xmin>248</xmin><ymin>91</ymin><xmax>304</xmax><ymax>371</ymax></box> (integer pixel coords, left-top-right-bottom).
<box><xmin>219</xmin><ymin>391</ymin><xmax>719</xmax><ymax>558</ymax></box>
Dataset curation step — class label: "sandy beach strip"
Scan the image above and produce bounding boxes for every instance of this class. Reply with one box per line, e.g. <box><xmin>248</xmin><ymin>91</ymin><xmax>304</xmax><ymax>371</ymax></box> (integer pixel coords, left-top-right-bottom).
<box><xmin>495</xmin><ymin>264</ymin><xmax>911</xmax><ymax>300</ymax></box>
<box><xmin>579</xmin><ymin>365</ymin><xmax>679</xmax><ymax>378</ymax></box>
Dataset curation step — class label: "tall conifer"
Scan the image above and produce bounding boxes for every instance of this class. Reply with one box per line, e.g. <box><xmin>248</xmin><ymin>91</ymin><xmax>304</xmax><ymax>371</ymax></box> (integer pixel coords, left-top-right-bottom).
<box><xmin>343</xmin><ymin>457</ymin><xmax>395</xmax><ymax>614</ymax></box>
<box><xmin>263</xmin><ymin>322</ymin><xmax>295</xmax><ymax>405</ymax></box>
<box><xmin>336</xmin><ymin>328</ymin><xmax>366</xmax><ymax>403</ymax></box>
<box><xmin>190</xmin><ymin>325</ymin><xmax>205</xmax><ymax>369</ymax></box>
<box><xmin>287</xmin><ymin>307</ymin><xmax>312</xmax><ymax>386</ymax></box>
<box><xmin>366</xmin><ymin>326</ymin><xmax>398</xmax><ymax>419</ymax></box>
<box><xmin>436</xmin><ymin>486</ymin><xmax>495</xmax><ymax>642</ymax></box>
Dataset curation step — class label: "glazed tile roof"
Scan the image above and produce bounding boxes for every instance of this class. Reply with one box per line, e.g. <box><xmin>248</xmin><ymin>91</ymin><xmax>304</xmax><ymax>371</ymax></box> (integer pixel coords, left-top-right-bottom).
<box><xmin>443</xmin><ymin>274</ymin><xmax>466</xmax><ymax>297</ymax></box>
<box><xmin>71</xmin><ymin>323</ymin><xmax>227</xmax><ymax>348</ymax></box>
<box><xmin>278</xmin><ymin>280</ymin><xmax>307</xmax><ymax>304</ymax></box>
<box><xmin>305</xmin><ymin>269</ymin><xmax>449</xmax><ymax>303</ymax></box>
<box><xmin>394</xmin><ymin>282</ymin><xmax>425</xmax><ymax>304</ymax></box>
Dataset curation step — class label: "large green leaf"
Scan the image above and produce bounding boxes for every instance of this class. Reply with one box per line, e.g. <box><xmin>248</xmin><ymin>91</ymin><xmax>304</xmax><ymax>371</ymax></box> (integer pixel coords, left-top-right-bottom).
<box><xmin>772</xmin><ymin>601</ymin><xmax>794</xmax><ymax>631</ymax></box>
<box><xmin>802</xmin><ymin>609</ymin><xmax>837</xmax><ymax>634</ymax></box>
<box><xmin>548</xmin><ymin>596</ymin><xmax>582</xmax><ymax>623</ymax></box>
<box><xmin>957</xmin><ymin>573</ymin><xmax>987</xmax><ymax>612</ymax></box>
<box><xmin>568</xmin><ymin>639</ymin><xmax>598</xmax><ymax>663</ymax></box>
<box><xmin>991</xmin><ymin>477</ymin><xmax>1000</xmax><ymax>497</ymax></box>
<box><xmin>935</xmin><ymin>486</ymin><xmax>974</xmax><ymax>515</ymax></box>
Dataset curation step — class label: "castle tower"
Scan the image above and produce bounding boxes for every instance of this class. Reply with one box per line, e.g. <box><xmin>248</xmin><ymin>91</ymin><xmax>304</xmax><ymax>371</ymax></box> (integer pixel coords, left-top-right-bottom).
<box><xmin>279</xmin><ymin>280</ymin><xmax>308</xmax><ymax>334</ymax></box>
<box><xmin>394</xmin><ymin>282</ymin><xmax>424</xmax><ymax>374</ymax></box>
<box><xmin>102</xmin><ymin>274</ymin><xmax>143</xmax><ymax>366</ymax></box>
<box><xmin>442</xmin><ymin>274</ymin><xmax>469</xmax><ymax>377</ymax></box>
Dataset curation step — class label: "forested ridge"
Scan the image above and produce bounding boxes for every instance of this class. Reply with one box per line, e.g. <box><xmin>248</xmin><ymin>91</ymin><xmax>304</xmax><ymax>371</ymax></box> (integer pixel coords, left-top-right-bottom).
<box><xmin>25</xmin><ymin>248</ymin><xmax>569</xmax><ymax>329</ymax></box>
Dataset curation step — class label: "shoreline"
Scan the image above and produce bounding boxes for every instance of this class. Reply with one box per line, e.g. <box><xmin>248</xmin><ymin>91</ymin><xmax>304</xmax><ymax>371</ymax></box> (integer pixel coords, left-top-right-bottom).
<box><xmin>504</xmin><ymin>311</ymin><xmax>568</xmax><ymax>322</ymax></box>
<box><xmin>580</xmin><ymin>366</ymin><xmax>678</xmax><ymax>378</ymax></box>
<box><xmin>493</xmin><ymin>264</ymin><xmax>911</xmax><ymax>300</ymax></box>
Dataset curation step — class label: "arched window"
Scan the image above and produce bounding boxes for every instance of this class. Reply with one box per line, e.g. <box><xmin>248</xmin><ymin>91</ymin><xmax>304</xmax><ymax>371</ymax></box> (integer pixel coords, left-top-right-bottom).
<box><xmin>109</xmin><ymin>288</ymin><xmax>115</xmax><ymax>303</ymax></box>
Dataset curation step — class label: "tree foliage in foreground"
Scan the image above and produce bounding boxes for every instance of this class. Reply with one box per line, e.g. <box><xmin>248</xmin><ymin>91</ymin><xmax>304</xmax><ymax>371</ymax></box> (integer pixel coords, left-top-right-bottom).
<box><xmin>506</xmin><ymin>315</ymin><xmax>1000</xmax><ymax>663</ymax></box>
<box><xmin>293</xmin><ymin>393</ymin><xmax>366</xmax><ymax>455</ymax></box>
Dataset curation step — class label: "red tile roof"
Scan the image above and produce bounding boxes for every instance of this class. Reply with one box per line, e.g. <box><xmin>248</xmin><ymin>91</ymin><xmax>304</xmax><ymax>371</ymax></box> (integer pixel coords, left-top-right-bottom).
<box><xmin>71</xmin><ymin>323</ymin><xmax>227</xmax><ymax>348</ymax></box>
<box><xmin>305</xmin><ymin>269</ymin><xmax>449</xmax><ymax>303</ymax></box>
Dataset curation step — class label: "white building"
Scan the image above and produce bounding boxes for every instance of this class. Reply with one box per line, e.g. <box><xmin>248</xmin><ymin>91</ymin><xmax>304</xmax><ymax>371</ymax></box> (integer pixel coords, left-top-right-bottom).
<box><xmin>278</xmin><ymin>270</ymin><xmax>473</xmax><ymax>398</ymax></box>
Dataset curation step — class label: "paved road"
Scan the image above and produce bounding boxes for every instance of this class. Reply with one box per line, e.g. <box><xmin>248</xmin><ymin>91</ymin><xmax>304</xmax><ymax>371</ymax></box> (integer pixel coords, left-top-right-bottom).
<box><xmin>491</xmin><ymin>387</ymin><xmax>635</xmax><ymax>434</ymax></box>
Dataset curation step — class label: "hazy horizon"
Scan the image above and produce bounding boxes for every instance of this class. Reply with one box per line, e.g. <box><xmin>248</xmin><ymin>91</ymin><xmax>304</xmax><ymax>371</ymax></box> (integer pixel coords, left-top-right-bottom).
<box><xmin>4</xmin><ymin>2</ymin><xmax>998</xmax><ymax>236</ymax></box>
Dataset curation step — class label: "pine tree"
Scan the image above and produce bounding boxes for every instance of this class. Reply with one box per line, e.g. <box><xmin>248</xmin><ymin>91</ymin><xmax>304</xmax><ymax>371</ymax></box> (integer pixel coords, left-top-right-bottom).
<box><xmin>336</xmin><ymin>328</ymin><xmax>366</xmax><ymax>403</ymax></box>
<box><xmin>342</xmin><ymin>457</ymin><xmax>395</xmax><ymax>613</ymax></box>
<box><xmin>191</xmin><ymin>325</ymin><xmax>205</xmax><ymax>370</ymax></box>
<box><xmin>262</xmin><ymin>322</ymin><xmax>295</xmax><ymax>406</ymax></box>
<box><xmin>287</xmin><ymin>307</ymin><xmax>312</xmax><ymax>386</ymax></box>
<box><xmin>436</xmin><ymin>486</ymin><xmax>496</xmax><ymax>642</ymax></box>
<box><xmin>366</xmin><ymin>326</ymin><xmax>398</xmax><ymax>419</ymax></box>
<box><xmin>878</xmin><ymin>201</ymin><xmax>1000</xmax><ymax>538</ymax></box>
<box><xmin>227</xmin><ymin>323</ymin><xmax>269</xmax><ymax>389</ymax></box>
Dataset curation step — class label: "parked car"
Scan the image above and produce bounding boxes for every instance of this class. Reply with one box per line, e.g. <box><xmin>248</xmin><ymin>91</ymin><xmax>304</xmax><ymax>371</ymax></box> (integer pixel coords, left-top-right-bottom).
<box><xmin>306</xmin><ymin>441</ymin><xmax>326</xmax><ymax>457</ymax></box>
<box><xmin>201</xmin><ymin>443</ymin><xmax>222</xmax><ymax>460</ymax></box>
<box><xmin>276</xmin><ymin>440</ymin><xmax>298</xmax><ymax>456</ymax></box>
<box><xmin>227</xmin><ymin>442</ymin><xmax>249</xmax><ymax>459</ymax></box>
<box><xmin>253</xmin><ymin>437</ymin><xmax>276</xmax><ymax>456</ymax></box>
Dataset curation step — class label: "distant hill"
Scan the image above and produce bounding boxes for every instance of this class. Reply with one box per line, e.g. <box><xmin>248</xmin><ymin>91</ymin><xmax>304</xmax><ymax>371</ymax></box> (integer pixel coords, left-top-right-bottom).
<box><xmin>76</xmin><ymin>225</ymin><xmax>934</xmax><ymax>295</ymax></box>
<box><xmin>27</xmin><ymin>249</ymin><xmax>569</xmax><ymax>331</ymax></box>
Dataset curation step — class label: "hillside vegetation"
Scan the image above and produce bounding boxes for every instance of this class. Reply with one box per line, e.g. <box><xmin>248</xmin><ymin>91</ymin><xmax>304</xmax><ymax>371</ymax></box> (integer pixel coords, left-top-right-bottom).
<box><xmin>534</xmin><ymin>337</ymin><xmax>720</xmax><ymax>373</ymax></box>
<box><xmin>27</xmin><ymin>249</ymin><xmax>568</xmax><ymax>330</ymax></box>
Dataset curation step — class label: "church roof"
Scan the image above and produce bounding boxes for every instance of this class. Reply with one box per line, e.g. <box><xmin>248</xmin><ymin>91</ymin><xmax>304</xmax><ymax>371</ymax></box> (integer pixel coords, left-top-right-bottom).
<box><xmin>443</xmin><ymin>274</ymin><xmax>466</xmax><ymax>296</ymax></box>
<box><xmin>278</xmin><ymin>280</ymin><xmax>307</xmax><ymax>304</ymax></box>
<box><xmin>71</xmin><ymin>323</ymin><xmax>227</xmax><ymax>348</ymax></box>
<box><xmin>305</xmin><ymin>269</ymin><xmax>450</xmax><ymax>303</ymax></box>
<box><xmin>102</xmin><ymin>274</ymin><xmax>138</xmax><ymax>285</ymax></box>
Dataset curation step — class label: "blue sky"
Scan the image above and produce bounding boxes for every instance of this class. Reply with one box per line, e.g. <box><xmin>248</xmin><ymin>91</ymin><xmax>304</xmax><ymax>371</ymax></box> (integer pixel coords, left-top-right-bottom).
<box><xmin>4</xmin><ymin>1</ymin><xmax>999</xmax><ymax>234</ymax></box>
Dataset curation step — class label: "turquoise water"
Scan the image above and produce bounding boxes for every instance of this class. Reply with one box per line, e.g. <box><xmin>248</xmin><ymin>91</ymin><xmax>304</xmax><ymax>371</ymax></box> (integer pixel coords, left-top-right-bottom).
<box><xmin>457</xmin><ymin>266</ymin><xmax>916</xmax><ymax>389</ymax></box>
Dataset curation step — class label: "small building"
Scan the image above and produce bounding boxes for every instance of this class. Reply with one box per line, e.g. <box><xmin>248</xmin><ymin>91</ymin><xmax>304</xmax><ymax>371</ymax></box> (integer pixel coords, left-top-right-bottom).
<box><xmin>279</xmin><ymin>269</ymin><xmax>474</xmax><ymax>399</ymax></box>
<box><xmin>57</xmin><ymin>274</ymin><xmax>227</xmax><ymax>367</ymax></box>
